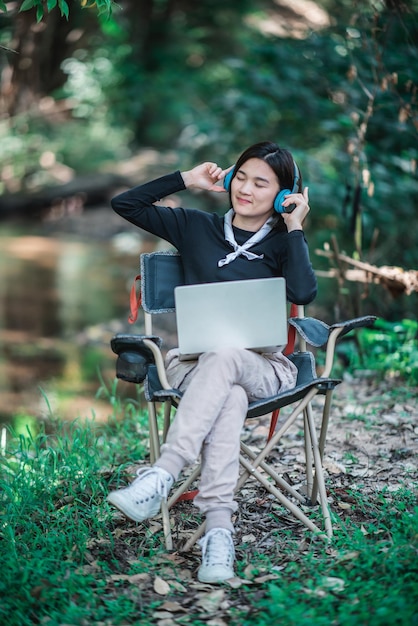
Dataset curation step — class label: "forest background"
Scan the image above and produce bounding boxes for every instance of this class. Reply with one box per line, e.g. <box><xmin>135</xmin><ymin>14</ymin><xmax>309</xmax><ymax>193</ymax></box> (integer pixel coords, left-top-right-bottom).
<box><xmin>1</xmin><ymin>0</ymin><xmax>417</xmax><ymax>321</ymax></box>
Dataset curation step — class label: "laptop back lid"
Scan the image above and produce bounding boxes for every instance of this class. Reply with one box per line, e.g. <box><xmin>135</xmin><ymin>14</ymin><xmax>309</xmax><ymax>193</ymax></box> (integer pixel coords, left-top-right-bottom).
<box><xmin>174</xmin><ymin>277</ymin><xmax>288</xmax><ymax>360</ymax></box>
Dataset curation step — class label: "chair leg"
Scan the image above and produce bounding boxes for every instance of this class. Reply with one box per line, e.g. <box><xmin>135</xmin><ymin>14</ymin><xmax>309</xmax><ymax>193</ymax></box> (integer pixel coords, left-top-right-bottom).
<box><xmin>162</xmin><ymin>400</ymin><xmax>172</xmax><ymax>442</ymax></box>
<box><xmin>238</xmin><ymin>455</ymin><xmax>328</xmax><ymax>539</ymax></box>
<box><xmin>236</xmin><ymin>387</ymin><xmax>318</xmax><ymax>493</ymax></box>
<box><xmin>148</xmin><ymin>401</ymin><xmax>160</xmax><ymax>465</ymax></box>
<box><xmin>236</xmin><ymin>388</ymin><xmax>333</xmax><ymax>539</ymax></box>
<box><xmin>147</xmin><ymin>400</ymin><xmax>174</xmax><ymax>549</ymax></box>
<box><xmin>161</xmin><ymin>499</ymin><xmax>173</xmax><ymax>551</ymax></box>
<box><xmin>181</xmin><ymin>522</ymin><xmax>205</xmax><ymax>552</ymax></box>
<box><xmin>304</xmin><ymin>404</ymin><xmax>333</xmax><ymax>539</ymax></box>
<box><xmin>240</xmin><ymin>441</ymin><xmax>306</xmax><ymax>503</ymax></box>
<box><xmin>304</xmin><ymin>407</ymin><xmax>314</xmax><ymax>499</ymax></box>
<box><xmin>311</xmin><ymin>389</ymin><xmax>333</xmax><ymax>505</ymax></box>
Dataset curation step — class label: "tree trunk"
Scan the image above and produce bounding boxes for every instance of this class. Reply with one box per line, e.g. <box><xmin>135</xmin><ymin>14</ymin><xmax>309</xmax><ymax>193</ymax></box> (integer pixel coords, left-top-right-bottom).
<box><xmin>1</xmin><ymin>5</ymin><xmax>84</xmax><ymax>117</ymax></box>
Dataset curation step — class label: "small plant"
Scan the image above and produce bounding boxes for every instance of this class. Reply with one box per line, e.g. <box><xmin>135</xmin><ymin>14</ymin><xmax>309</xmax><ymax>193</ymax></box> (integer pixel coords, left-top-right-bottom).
<box><xmin>336</xmin><ymin>318</ymin><xmax>418</xmax><ymax>383</ymax></box>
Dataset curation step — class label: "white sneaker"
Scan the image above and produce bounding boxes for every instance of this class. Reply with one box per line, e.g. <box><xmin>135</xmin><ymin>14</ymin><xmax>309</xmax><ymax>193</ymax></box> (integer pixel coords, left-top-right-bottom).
<box><xmin>107</xmin><ymin>466</ymin><xmax>174</xmax><ymax>522</ymax></box>
<box><xmin>197</xmin><ymin>528</ymin><xmax>235</xmax><ymax>583</ymax></box>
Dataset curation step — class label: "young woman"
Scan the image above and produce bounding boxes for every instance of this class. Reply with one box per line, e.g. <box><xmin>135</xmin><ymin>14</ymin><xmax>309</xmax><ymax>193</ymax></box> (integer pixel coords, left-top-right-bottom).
<box><xmin>108</xmin><ymin>141</ymin><xmax>317</xmax><ymax>583</ymax></box>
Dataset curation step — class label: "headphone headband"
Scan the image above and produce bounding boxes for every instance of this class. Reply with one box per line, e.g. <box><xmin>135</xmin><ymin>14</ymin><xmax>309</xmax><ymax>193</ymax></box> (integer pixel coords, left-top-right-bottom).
<box><xmin>290</xmin><ymin>160</ymin><xmax>300</xmax><ymax>193</ymax></box>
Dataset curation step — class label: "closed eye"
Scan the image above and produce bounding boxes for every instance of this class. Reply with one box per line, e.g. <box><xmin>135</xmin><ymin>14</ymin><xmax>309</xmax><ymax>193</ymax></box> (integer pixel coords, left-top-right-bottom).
<box><xmin>236</xmin><ymin>175</ymin><xmax>267</xmax><ymax>188</ymax></box>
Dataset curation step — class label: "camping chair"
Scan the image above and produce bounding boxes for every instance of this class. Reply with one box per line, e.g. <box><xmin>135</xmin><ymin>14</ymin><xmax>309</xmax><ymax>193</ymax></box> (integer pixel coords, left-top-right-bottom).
<box><xmin>110</xmin><ymin>251</ymin><xmax>376</xmax><ymax>550</ymax></box>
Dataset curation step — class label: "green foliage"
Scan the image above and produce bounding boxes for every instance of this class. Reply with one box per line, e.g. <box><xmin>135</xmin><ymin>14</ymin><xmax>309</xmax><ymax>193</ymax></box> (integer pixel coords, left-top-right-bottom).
<box><xmin>0</xmin><ymin>110</ymin><xmax>132</xmax><ymax>195</ymax></box>
<box><xmin>0</xmin><ymin>0</ymin><xmax>417</xmax><ymax>318</ymax></box>
<box><xmin>337</xmin><ymin>318</ymin><xmax>418</xmax><ymax>383</ymax></box>
<box><xmin>0</xmin><ymin>0</ymin><xmax>116</xmax><ymax>21</ymax></box>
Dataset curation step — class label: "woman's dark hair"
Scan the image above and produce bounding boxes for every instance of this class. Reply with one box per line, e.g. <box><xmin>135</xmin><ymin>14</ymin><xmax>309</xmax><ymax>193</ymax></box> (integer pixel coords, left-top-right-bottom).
<box><xmin>231</xmin><ymin>141</ymin><xmax>302</xmax><ymax>229</ymax></box>
<box><xmin>234</xmin><ymin>141</ymin><xmax>302</xmax><ymax>192</ymax></box>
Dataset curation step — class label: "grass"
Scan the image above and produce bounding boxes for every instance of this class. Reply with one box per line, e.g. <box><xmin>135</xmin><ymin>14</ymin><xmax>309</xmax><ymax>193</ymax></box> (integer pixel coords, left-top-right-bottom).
<box><xmin>1</xmin><ymin>385</ymin><xmax>417</xmax><ymax>625</ymax></box>
<box><xmin>247</xmin><ymin>489</ymin><xmax>418</xmax><ymax>626</ymax></box>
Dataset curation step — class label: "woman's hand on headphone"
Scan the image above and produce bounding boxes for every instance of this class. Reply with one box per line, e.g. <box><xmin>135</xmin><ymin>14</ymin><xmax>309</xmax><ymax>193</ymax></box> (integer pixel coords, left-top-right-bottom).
<box><xmin>181</xmin><ymin>163</ymin><xmax>232</xmax><ymax>193</ymax></box>
<box><xmin>281</xmin><ymin>187</ymin><xmax>310</xmax><ymax>232</ymax></box>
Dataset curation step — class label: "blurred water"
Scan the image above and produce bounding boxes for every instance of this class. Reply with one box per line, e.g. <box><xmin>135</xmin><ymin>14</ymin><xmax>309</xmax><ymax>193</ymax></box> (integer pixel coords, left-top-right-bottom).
<box><xmin>0</xmin><ymin>225</ymin><xmax>163</xmax><ymax>430</ymax></box>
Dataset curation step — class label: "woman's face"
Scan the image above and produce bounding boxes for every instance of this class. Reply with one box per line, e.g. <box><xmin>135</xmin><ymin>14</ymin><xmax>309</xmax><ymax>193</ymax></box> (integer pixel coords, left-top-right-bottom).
<box><xmin>231</xmin><ymin>158</ymin><xmax>280</xmax><ymax>229</ymax></box>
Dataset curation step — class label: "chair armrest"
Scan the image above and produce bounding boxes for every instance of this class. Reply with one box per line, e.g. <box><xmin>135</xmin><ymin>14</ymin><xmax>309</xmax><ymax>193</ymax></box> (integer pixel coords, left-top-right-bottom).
<box><xmin>110</xmin><ymin>334</ymin><xmax>163</xmax><ymax>384</ymax></box>
<box><xmin>288</xmin><ymin>317</ymin><xmax>330</xmax><ymax>347</ymax></box>
<box><xmin>329</xmin><ymin>315</ymin><xmax>377</xmax><ymax>338</ymax></box>
<box><xmin>288</xmin><ymin>315</ymin><xmax>377</xmax><ymax>348</ymax></box>
<box><xmin>110</xmin><ymin>333</ymin><xmax>162</xmax><ymax>354</ymax></box>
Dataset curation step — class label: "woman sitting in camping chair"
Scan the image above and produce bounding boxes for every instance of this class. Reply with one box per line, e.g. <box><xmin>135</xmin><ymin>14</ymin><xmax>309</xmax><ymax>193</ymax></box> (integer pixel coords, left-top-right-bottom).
<box><xmin>107</xmin><ymin>141</ymin><xmax>317</xmax><ymax>583</ymax></box>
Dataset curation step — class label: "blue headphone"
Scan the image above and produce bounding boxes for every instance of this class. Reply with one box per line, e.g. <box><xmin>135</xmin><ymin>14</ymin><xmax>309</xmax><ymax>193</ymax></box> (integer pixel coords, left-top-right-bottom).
<box><xmin>223</xmin><ymin>159</ymin><xmax>300</xmax><ymax>214</ymax></box>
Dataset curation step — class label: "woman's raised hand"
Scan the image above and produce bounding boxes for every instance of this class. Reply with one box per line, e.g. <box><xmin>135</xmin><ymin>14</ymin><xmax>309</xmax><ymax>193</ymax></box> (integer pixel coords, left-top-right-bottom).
<box><xmin>281</xmin><ymin>187</ymin><xmax>310</xmax><ymax>232</ymax></box>
<box><xmin>181</xmin><ymin>163</ymin><xmax>232</xmax><ymax>193</ymax></box>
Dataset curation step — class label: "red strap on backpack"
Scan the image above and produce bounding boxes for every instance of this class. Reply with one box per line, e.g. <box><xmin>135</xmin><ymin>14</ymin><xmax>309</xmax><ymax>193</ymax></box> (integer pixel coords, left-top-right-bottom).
<box><xmin>129</xmin><ymin>275</ymin><xmax>142</xmax><ymax>324</ymax></box>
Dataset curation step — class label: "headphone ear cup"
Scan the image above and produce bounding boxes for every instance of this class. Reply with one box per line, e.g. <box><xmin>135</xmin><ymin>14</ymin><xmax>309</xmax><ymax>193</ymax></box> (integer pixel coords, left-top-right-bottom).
<box><xmin>223</xmin><ymin>168</ymin><xmax>234</xmax><ymax>191</ymax></box>
<box><xmin>274</xmin><ymin>189</ymin><xmax>290</xmax><ymax>213</ymax></box>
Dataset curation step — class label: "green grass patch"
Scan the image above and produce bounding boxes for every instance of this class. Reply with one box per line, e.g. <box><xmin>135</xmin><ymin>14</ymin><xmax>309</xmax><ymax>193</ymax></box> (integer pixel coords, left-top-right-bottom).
<box><xmin>0</xmin><ymin>391</ymin><xmax>153</xmax><ymax>626</ymax></box>
<box><xmin>244</xmin><ymin>489</ymin><xmax>418</xmax><ymax>626</ymax></box>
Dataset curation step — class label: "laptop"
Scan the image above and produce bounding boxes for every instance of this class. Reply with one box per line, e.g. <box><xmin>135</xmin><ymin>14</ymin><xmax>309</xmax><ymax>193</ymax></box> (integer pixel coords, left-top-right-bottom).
<box><xmin>174</xmin><ymin>277</ymin><xmax>288</xmax><ymax>360</ymax></box>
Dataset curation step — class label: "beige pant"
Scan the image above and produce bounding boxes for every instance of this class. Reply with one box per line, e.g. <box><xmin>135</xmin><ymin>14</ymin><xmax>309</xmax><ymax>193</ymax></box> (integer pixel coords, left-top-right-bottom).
<box><xmin>156</xmin><ymin>347</ymin><xmax>297</xmax><ymax>526</ymax></box>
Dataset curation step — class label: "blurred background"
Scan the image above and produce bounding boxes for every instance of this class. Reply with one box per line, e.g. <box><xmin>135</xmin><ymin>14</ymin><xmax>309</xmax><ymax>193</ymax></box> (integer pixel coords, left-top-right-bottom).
<box><xmin>0</xmin><ymin>0</ymin><xmax>417</xmax><ymax>431</ymax></box>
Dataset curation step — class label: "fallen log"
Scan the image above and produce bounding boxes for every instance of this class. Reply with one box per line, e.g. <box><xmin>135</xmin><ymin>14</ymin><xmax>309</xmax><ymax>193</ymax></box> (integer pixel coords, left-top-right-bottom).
<box><xmin>316</xmin><ymin>248</ymin><xmax>418</xmax><ymax>297</ymax></box>
<box><xmin>0</xmin><ymin>173</ymin><xmax>130</xmax><ymax>220</ymax></box>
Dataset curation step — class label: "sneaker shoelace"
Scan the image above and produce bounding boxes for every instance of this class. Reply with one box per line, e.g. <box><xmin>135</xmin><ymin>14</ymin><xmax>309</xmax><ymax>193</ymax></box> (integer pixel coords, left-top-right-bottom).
<box><xmin>199</xmin><ymin>528</ymin><xmax>235</xmax><ymax>567</ymax></box>
<box><xmin>132</xmin><ymin>467</ymin><xmax>172</xmax><ymax>500</ymax></box>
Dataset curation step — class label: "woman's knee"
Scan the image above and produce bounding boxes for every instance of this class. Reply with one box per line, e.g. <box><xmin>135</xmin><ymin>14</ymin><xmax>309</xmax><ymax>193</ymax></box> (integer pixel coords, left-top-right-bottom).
<box><xmin>202</xmin><ymin>384</ymin><xmax>248</xmax><ymax>447</ymax></box>
<box><xmin>226</xmin><ymin>383</ymin><xmax>248</xmax><ymax>411</ymax></box>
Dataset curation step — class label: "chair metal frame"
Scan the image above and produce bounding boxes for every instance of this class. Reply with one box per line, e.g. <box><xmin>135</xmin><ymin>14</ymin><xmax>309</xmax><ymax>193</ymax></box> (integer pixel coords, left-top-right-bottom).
<box><xmin>111</xmin><ymin>251</ymin><xmax>376</xmax><ymax>550</ymax></box>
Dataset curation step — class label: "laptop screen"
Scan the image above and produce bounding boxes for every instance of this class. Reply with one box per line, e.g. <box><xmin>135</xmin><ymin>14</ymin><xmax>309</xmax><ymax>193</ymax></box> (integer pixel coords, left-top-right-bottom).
<box><xmin>174</xmin><ymin>277</ymin><xmax>288</xmax><ymax>360</ymax></box>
